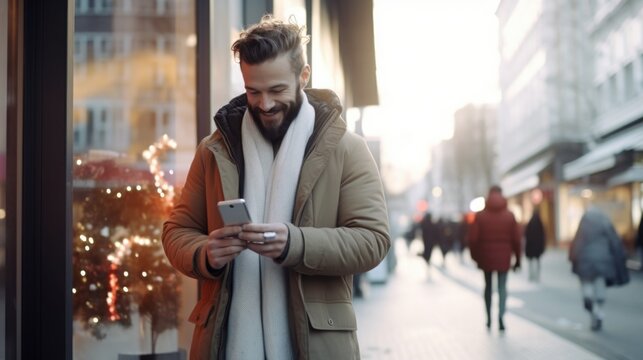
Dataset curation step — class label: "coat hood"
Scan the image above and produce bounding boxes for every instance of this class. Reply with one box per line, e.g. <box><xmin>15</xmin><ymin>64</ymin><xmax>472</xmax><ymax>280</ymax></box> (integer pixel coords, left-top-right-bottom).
<box><xmin>484</xmin><ymin>191</ymin><xmax>507</xmax><ymax>212</ymax></box>
<box><xmin>579</xmin><ymin>206</ymin><xmax>612</xmax><ymax>230</ymax></box>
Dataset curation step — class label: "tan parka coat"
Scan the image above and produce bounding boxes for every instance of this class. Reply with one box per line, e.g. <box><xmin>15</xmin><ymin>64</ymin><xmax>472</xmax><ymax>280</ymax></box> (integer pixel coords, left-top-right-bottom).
<box><xmin>162</xmin><ymin>89</ymin><xmax>390</xmax><ymax>360</ymax></box>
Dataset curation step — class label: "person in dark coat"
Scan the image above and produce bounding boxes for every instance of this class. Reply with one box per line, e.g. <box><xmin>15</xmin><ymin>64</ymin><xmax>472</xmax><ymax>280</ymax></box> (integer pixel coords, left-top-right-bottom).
<box><xmin>438</xmin><ymin>219</ymin><xmax>456</xmax><ymax>266</ymax></box>
<box><xmin>436</xmin><ymin>219</ymin><xmax>453</xmax><ymax>267</ymax></box>
<box><xmin>468</xmin><ymin>185</ymin><xmax>521</xmax><ymax>331</ymax></box>
<box><xmin>569</xmin><ymin>206</ymin><xmax>629</xmax><ymax>331</ymax></box>
<box><xmin>524</xmin><ymin>208</ymin><xmax>546</xmax><ymax>282</ymax></box>
<box><xmin>421</xmin><ymin>212</ymin><xmax>440</xmax><ymax>266</ymax></box>
<box><xmin>403</xmin><ymin>220</ymin><xmax>418</xmax><ymax>251</ymax></box>
<box><xmin>452</xmin><ymin>215</ymin><xmax>468</xmax><ymax>262</ymax></box>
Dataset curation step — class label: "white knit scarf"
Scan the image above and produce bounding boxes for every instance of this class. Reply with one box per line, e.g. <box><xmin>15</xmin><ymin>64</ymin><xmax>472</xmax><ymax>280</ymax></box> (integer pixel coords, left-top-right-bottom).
<box><xmin>226</xmin><ymin>92</ymin><xmax>315</xmax><ymax>360</ymax></box>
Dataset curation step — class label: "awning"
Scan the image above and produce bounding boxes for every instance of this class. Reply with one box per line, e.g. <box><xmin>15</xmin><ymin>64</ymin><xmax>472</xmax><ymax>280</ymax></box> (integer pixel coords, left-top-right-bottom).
<box><xmin>501</xmin><ymin>153</ymin><xmax>553</xmax><ymax>197</ymax></box>
<box><xmin>607</xmin><ymin>165</ymin><xmax>643</xmax><ymax>187</ymax></box>
<box><xmin>563</xmin><ymin>125</ymin><xmax>643</xmax><ymax>181</ymax></box>
<box><xmin>332</xmin><ymin>0</ymin><xmax>379</xmax><ymax>107</ymax></box>
<box><xmin>243</xmin><ymin>1</ymin><xmax>379</xmax><ymax>109</ymax></box>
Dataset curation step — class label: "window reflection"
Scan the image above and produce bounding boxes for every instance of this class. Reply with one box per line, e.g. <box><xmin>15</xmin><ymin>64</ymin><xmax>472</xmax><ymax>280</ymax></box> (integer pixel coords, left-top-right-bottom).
<box><xmin>72</xmin><ymin>0</ymin><xmax>195</xmax><ymax>358</ymax></box>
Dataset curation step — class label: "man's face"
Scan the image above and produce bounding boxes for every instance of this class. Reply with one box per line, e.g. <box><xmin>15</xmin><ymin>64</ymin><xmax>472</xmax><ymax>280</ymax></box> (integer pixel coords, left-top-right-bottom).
<box><xmin>241</xmin><ymin>54</ymin><xmax>310</xmax><ymax>141</ymax></box>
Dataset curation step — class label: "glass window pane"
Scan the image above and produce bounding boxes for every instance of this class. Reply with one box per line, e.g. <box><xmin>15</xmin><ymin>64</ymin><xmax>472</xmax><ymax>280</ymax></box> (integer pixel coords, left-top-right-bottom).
<box><xmin>72</xmin><ymin>1</ymin><xmax>196</xmax><ymax>358</ymax></box>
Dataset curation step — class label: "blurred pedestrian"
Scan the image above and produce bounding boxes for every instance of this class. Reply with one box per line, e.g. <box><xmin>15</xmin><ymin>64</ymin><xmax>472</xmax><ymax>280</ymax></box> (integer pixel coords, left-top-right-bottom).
<box><xmin>637</xmin><ymin>212</ymin><xmax>643</xmax><ymax>269</ymax></box>
<box><xmin>438</xmin><ymin>219</ymin><xmax>455</xmax><ymax>266</ymax></box>
<box><xmin>353</xmin><ymin>272</ymin><xmax>364</xmax><ymax>298</ymax></box>
<box><xmin>468</xmin><ymin>185</ymin><xmax>521</xmax><ymax>331</ymax></box>
<box><xmin>524</xmin><ymin>208</ymin><xmax>546</xmax><ymax>282</ymax></box>
<box><xmin>452</xmin><ymin>214</ymin><xmax>468</xmax><ymax>263</ymax></box>
<box><xmin>569</xmin><ymin>206</ymin><xmax>629</xmax><ymax>331</ymax></box>
<box><xmin>421</xmin><ymin>212</ymin><xmax>440</xmax><ymax>266</ymax></box>
<box><xmin>403</xmin><ymin>220</ymin><xmax>418</xmax><ymax>251</ymax></box>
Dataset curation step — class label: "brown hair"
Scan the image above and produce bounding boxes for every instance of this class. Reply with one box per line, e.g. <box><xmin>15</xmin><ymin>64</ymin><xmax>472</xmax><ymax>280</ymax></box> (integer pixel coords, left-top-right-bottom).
<box><xmin>231</xmin><ymin>15</ymin><xmax>309</xmax><ymax>75</ymax></box>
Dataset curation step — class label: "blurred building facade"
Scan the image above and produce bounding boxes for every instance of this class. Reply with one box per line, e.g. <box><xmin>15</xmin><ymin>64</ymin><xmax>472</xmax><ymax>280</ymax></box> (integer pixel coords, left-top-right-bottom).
<box><xmin>496</xmin><ymin>0</ymin><xmax>643</xmax><ymax>247</ymax></box>
<box><xmin>452</xmin><ymin>104</ymin><xmax>499</xmax><ymax>213</ymax></box>
<box><xmin>427</xmin><ymin>104</ymin><xmax>498</xmax><ymax>221</ymax></box>
<box><xmin>562</xmin><ymin>0</ymin><xmax>643</xmax><ymax>248</ymax></box>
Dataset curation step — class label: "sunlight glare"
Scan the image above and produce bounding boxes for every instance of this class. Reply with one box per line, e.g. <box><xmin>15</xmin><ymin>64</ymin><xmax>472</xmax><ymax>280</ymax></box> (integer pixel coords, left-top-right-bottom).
<box><xmin>372</xmin><ymin>0</ymin><xmax>501</xmax><ymax>193</ymax></box>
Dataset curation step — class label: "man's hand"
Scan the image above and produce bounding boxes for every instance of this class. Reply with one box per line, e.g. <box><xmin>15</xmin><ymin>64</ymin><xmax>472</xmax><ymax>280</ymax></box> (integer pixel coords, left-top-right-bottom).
<box><xmin>239</xmin><ymin>223</ymin><xmax>289</xmax><ymax>260</ymax></box>
<box><xmin>206</xmin><ymin>225</ymin><xmax>248</xmax><ymax>270</ymax></box>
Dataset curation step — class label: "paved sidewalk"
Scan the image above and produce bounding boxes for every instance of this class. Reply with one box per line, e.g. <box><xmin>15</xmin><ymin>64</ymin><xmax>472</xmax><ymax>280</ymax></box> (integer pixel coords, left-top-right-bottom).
<box><xmin>437</xmin><ymin>245</ymin><xmax>643</xmax><ymax>360</ymax></box>
<box><xmin>353</xmin><ymin>240</ymin><xmax>603</xmax><ymax>360</ymax></box>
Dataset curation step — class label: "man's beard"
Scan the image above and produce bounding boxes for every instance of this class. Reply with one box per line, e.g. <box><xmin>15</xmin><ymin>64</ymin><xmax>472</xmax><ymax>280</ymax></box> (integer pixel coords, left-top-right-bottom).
<box><xmin>248</xmin><ymin>86</ymin><xmax>303</xmax><ymax>142</ymax></box>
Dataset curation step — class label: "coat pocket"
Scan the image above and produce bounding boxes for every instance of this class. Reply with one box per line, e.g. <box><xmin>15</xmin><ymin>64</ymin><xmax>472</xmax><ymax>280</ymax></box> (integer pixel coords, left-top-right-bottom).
<box><xmin>188</xmin><ymin>298</ymin><xmax>216</xmax><ymax>327</ymax></box>
<box><xmin>306</xmin><ymin>301</ymin><xmax>357</xmax><ymax>331</ymax></box>
<box><xmin>306</xmin><ymin>301</ymin><xmax>359</xmax><ymax>359</ymax></box>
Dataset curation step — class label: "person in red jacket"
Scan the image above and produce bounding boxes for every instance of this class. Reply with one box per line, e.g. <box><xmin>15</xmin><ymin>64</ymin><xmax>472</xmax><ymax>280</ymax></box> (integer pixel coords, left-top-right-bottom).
<box><xmin>468</xmin><ymin>185</ymin><xmax>521</xmax><ymax>331</ymax></box>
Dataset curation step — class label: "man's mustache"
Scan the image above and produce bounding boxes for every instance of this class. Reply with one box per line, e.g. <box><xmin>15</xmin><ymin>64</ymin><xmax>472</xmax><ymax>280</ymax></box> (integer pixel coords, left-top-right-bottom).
<box><xmin>259</xmin><ymin>105</ymin><xmax>285</xmax><ymax>115</ymax></box>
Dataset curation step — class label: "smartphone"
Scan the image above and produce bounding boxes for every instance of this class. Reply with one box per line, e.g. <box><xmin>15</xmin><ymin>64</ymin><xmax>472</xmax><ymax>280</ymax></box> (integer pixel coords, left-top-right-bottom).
<box><xmin>217</xmin><ymin>199</ymin><xmax>252</xmax><ymax>226</ymax></box>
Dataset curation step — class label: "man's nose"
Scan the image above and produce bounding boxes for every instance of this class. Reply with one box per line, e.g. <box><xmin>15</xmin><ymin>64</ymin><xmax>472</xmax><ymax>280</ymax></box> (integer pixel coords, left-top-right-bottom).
<box><xmin>259</xmin><ymin>94</ymin><xmax>275</xmax><ymax>111</ymax></box>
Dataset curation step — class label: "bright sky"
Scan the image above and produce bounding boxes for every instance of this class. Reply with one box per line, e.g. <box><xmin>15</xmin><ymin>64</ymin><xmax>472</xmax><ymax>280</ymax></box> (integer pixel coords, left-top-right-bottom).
<box><xmin>367</xmin><ymin>0</ymin><xmax>501</xmax><ymax>194</ymax></box>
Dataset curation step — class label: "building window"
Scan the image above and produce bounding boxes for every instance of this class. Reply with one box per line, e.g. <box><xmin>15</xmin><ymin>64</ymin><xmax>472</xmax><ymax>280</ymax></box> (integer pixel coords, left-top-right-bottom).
<box><xmin>608</xmin><ymin>73</ymin><xmax>618</xmax><ymax>107</ymax></box>
<box><xmin>72</xmin><ymin>1</ymin><xmax>196</xmax><ymax>358</ymax></box>
<box><xmin>595</xmin><ymin>82</ymin><xmax>606</xmax><ymax>114</ymax></box>
<box><xmin>624</xmin><ymin>62</ymin><xmax>635</xmax><ymax>101</ymax></box>
<box><xmin>96</xmin><ymin>0</ymin><xmax>114</xmax><ymax>14</ymax></box>
<box><xmin>132</xmin><ymin>0</ymin><xmax>156</xmax><ymax>15</ymax></box>
<box><xmin>157</xmin><ymin>0</ymin><xmax>170</xmax><ymax>16</ymax></box>
<box><xmin>76</xmin><ymin>0</ymin><xmax>89</xmax><ymax>14</ymax></box>
<box><xmin>97</xmin><ymin>35</ymin><xmax>113</xmax><ymax>59</ymax></box>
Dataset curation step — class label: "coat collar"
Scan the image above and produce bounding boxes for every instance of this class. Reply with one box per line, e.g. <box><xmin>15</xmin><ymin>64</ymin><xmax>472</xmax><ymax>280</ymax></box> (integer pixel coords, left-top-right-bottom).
<box><xmin>210</xmin><ymin>88</ymin><xmax>346</xmax><ymax>163</ymax></box>
<box><xmin>206</xmin><ymin>89</ymin><xmax>346</xmax><ymax>202</ymax></box>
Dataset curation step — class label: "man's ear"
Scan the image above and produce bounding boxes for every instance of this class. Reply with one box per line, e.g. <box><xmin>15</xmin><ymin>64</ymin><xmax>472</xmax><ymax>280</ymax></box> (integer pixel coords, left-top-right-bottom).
<box><xmin>299</xmin><ymin>64</ymin><xmax>311</xmax><ymax>88</ymax></box>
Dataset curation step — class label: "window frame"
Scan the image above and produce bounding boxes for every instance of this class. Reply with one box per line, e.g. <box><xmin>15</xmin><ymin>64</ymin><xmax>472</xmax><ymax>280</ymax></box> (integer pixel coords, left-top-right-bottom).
<box><xmin>19</xmin><ymin>0</ymin><xmax>74</xmax><ymax>358</ymax></box>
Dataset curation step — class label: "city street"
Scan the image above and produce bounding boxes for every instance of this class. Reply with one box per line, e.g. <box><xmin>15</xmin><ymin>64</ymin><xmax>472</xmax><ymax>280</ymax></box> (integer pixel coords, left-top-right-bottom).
<box><xmin>354</xmin><ymin>239</ymin><xmax>643</xmax><ymax>359</ymax></box>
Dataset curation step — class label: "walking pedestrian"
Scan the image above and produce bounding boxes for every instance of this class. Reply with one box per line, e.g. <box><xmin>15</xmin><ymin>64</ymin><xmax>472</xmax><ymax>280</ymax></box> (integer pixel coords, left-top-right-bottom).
<box><xmin>421</xmin><ymin>212</ymin><xmax>440</xmax><ymax>266</ymax></box>
<box><xmin>569</xmin><ymin>206</ymin><xmax>629</xmax><ymax>331</ymax></box>
<box><xmin>524</xmin><ymin>208</ymin><xmax>545</xmax><ymax>282</ymax></box>
<box><xmin>162</xmin><ymin>15</ymin><xmax>390</xmax><ymax>359</ymax></box>
<box><xmin>438</xmin><ymin>218</ymin><xmax>455</xmax><ymax>266</ymax></box>
<box><xmin>452</xmin><ymin>214</ymin><xmax>467</xmax><ymax>263</ymax></box>
<box><xmin>403</xmin><ymin>220</ymin><xmax>418</xmax><ymax>251</ymax></box>
<box><xmin>468</xmin><ymin>185</ymin><xmax>521</xmax><ymax>331</ymax></box>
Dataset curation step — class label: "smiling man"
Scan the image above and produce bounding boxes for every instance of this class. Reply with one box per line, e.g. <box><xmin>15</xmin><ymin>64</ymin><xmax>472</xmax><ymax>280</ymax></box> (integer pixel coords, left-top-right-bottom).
<box><xmin>162</xmin><ymin>15</ymin><xmax>390</xmax><ymax>360</ymax></box>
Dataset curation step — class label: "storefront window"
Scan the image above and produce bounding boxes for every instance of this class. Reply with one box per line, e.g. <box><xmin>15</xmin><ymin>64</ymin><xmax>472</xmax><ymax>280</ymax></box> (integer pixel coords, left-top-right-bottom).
<box><xmin>72</xmin><ymin>1</ymin><xmax>196</xmax><ymax>358</ymax></box>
